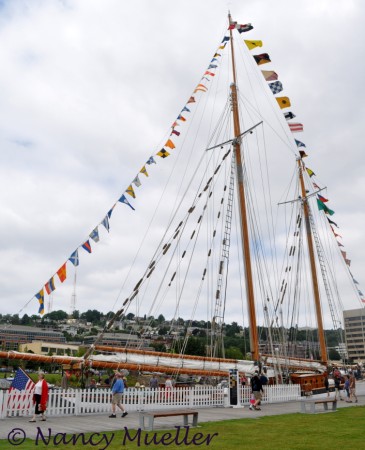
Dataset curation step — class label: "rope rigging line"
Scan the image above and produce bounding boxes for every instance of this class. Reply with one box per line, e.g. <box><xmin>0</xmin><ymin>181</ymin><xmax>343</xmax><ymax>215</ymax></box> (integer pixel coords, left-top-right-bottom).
<box><xmin>84</xmin><ymin>139</ymin><xmax>235</xmax><ymax>364</ymax></box>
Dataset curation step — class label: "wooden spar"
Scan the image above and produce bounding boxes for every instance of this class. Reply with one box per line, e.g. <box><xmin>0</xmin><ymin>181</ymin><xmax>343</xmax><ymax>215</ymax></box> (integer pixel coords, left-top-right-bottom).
<box><xmin>0</xmin><ymin>351</ymin><xmax>229</xmax><ymax>377</ymax></box>
<box><xmin>0</xmin><ymin>351</ymin><xmax>82</xmax><ymax>366</ymax></box>
<box><xmin>297</xmin><ymin>158</ymin><xmax>328</xmax><ymax>365</ymax></box>
<box><xmin>228</xmin><ymin>13</ymin><xmax>259</xmax><ymax>361</ymax></box>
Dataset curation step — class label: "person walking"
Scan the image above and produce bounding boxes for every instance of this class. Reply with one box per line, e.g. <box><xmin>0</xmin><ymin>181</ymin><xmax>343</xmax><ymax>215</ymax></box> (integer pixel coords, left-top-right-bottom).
<box><xmin>150</xmin><ymin>374</ymin><xmax>159</xmax><ymax>389</ymax></box>
<box><xmin>334</xmin><ymin>374</ymin><xmax>343</xmax><ymax>400</ymax></box>
<box><xmin>165</xmin><ymin>376</ymin><xmax>173</xmax><ymax>400</ymax></box>
<box><xmin>349</xmin><ymin>371</ymin><xmax>358</xmax><ymax>403</ymax></box>
<box><xmin>324</xmin><ymin>372</ymin><xmax>330</xmax><ymax>397</ymax></box>
<box><xmin>249</xmin><ymin>371</ymin><xmax>264</xmax><ymax>411</ymax></box>
<box><xmin>109</xmin><ymin>373</ymin><xmax>128</xmax><ymax>418</ymax></box>
<box><xmin>29</xmin><ymin>372</ymin><xmax>49</xmax><ymax>422</ymax></box>
<box><xmin>344</xmin><ymin>375</ymin><xmax>351</xmax><ymax>402</ymax></box>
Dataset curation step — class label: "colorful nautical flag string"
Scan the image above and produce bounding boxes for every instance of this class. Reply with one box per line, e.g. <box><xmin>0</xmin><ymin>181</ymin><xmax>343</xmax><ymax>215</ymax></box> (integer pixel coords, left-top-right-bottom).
<box><xmin>243</xmin><ymin>20</ymin><xmax>364</xmax><ymax>305</ymax></box>
<box><xmin>31</xmin><ymin>23</ymin><xmax>249</xmax><ymax>315</ymax></box>
<box><xmin>308</xmin><ymin>170</ymin><xmax>364</xmax><ymax>303</ymax></box>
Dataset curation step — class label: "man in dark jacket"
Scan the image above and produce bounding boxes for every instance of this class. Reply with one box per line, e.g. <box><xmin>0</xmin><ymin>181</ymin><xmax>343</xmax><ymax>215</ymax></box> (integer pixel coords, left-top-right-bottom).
<box><xmin>250</xmin><ymin>371</ymin><xmax>264</xmax><ymax>410</ymax></box>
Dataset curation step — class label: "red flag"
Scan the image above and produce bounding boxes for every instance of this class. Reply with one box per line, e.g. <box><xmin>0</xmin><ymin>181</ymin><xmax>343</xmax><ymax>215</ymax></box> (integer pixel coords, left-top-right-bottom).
<box><xmin>318</xmin><ymin>194</ymin><xmax>328</xmax><ymax>203</ymax></box>
<box><xmin>289</xmin><ymin>123</ymin><xmax>304</xmax><ymax>132</ymax></box>
<box><xmin>57</xmin><ymin>263</ymin><xmax>67</xmax><ymax>283</ymax></box>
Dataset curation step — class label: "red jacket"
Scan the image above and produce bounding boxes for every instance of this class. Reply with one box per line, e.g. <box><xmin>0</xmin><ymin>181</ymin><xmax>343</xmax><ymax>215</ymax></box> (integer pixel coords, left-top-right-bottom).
<box><xmin>33</xmin><ymin>379</ymin><xmax>49</xmax><ymax>411</ymax></box>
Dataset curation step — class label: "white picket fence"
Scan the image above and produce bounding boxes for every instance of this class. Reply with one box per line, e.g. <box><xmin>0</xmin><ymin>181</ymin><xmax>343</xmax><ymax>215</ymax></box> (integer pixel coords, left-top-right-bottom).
<box><xmin>0</xmin><ymin>384</ymin><xmax>300</xmax><ymax>419</ymax></box>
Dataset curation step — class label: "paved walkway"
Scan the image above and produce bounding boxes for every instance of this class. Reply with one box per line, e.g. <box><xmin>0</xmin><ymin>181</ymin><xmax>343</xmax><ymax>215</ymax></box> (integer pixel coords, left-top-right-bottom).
<box><xmin>1</xmin><ymin>386</ymin><xmax>363</xmax><ymax>442</ymax></box>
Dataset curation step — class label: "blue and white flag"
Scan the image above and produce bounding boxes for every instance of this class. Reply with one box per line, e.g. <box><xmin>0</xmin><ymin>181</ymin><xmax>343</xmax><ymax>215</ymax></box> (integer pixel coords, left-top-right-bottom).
<box><xmin>89</xmin><ymin>227</ymin><xmax>100</xmax><ymax>243</ymax></box>
<box><xmin>146</xmin><ymin>156</ymin><xmax>156</xmax><ymax>165</ymax></box>
<box><xmin>119</xmin><ymin>194</ymin><xmax>135</xmax><ymax>211</ymax></box>
<box><xmin>295</xmin><ymin>139</ymin><xmax>306</xmax><ymax>148</ymax></box>
<box><xmin>101</xmin><ymin>215</ymin><xmax>110</xmax><ymax>232</ymax></box>
<box><xmin>69</xmin><ymin>249</ymin><xmax>79</xmax><ymax>266</ymax></box>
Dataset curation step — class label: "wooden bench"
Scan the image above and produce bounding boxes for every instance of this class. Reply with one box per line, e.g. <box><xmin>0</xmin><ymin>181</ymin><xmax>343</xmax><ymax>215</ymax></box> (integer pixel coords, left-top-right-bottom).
<box><xmin>139</xmin><ymin>409</ymin><xmax>199</xmax><ymax>430</ymax></box>
<box><xmin>301</xmin><ymin>398</ymin><xmax>337</xmax><ymax>414</ymax></box>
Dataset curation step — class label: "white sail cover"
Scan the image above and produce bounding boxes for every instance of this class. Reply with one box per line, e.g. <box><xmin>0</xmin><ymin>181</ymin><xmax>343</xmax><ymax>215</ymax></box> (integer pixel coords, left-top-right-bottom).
<box><xmin>91</xmin><ymin>352</ymin><xmax>257</xmax><ymax>374</ymax></box>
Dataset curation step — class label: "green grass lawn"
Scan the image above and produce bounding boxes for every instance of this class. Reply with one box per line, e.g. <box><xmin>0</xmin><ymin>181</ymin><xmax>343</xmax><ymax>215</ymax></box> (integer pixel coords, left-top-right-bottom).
<box><xmin>1</xmin><ymin>406</ymin><xmax>364</xmax><ymax>450</ymax></box>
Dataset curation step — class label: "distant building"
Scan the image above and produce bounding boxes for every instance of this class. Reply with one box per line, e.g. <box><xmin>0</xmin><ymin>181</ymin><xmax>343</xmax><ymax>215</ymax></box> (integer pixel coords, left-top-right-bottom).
<box><xmin>83</xmin><ymin>332</ymin><xmax>147</xmax><ymax>349</ymax></box>
<box><xmin>343</xmin><ymin>308</ymin><xmax>365</xmax><ymax>362</ymax></box>
<box><xmin>259</xmin><ymin>341</ymin><xmax>320</xmax><ymax>360</ymax></box>
<box><xmin>0</xmin><ymin>325</ymin><xmax>66</xmax><ymax>351</ymax></box>
<box><xmin>19</xmin><ymin>341</ymin><xmax>79</xmax><ymax>356</ymax></box>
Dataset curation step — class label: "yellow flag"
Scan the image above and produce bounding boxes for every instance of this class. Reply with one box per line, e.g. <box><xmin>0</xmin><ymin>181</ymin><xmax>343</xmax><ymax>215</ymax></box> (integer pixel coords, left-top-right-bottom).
<box><xmin>165</xmin><ymin>139</ymin><xmax>175</xmax><ymax>149</ymax></box>
<box><xmin>276</xmin><ymin>97</ymin><xmax>291</xmax><ymax>109</ymax></box>
<box><xmin>157</xmin><ymin>149</ymin><xmax>170</xmax><ymax>158</ymax></box>
<box><xmin>140</xmin><ymin>165</ymin><xmax>149</xmax><ymax>177</ymax></box>
<box><xmin>244</xmin><ymin>40</ymin><xmax>263</xmax><ymax>50</ymax></box>
<box><xmin>126</xmin><ymin>185</ymin><xmax>136</xmax><ymax>198</ymax></box>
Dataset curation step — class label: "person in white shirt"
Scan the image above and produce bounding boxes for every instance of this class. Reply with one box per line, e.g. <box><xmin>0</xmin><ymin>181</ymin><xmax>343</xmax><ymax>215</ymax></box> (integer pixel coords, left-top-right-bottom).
<box><xmin>29</xmin><ymin>372</ymin><xmax>48</xmax><ymax>422</ymax></box>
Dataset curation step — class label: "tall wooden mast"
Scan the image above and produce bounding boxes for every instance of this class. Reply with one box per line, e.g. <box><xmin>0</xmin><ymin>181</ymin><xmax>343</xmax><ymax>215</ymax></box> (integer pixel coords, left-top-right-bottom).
<box><xmin>297</xmin><ymin>157</ymin><xmax>327</xmax><ymax>364</ymax></box>
<box><xmin>228</xmin><ymin>14</ymin><xmax>259</xmax><ymax>361</ymax></box>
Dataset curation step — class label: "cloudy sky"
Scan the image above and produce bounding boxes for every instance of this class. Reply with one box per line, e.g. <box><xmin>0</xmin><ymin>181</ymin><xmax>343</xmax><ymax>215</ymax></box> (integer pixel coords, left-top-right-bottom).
<box><xmin>0</xmin><ymin>0</ymin><xmax>364</xmax><ymax>328</ymax></box>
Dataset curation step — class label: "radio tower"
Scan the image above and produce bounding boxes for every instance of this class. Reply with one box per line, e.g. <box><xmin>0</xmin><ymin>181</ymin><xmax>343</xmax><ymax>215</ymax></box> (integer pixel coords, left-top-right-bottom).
<box><xmin>69</xmin><ymin>271</ymin><xmax>77</xmax><ymax>316</ymax></box>
<box><xmin>47</xmin><ymin>293</ymin><xmax>53</xmax><ymax>313</ymax></box>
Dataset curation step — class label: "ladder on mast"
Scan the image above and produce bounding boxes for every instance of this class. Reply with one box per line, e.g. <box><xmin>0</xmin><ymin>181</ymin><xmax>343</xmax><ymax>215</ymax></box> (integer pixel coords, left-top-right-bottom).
<box><xmin>308</xmin><ymin>204</ymin><xmax>343</xmax><ymax>332</ymax></box>
<box><xmin>211</xmin><ymin>152</ymin><xmax>236</xmax><ymax>357</ymax></box>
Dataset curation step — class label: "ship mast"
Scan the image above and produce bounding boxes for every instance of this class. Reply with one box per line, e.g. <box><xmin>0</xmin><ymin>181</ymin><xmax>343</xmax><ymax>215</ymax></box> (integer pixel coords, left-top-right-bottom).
<box><xmin>297</xmin><ymin>157</ymin><xmax>328</xmax><ymax>364</ymax></box>
<box><xmin>228</xmin><ymin>14</ymin><xmax>259</xmax><ymax>361</ymax></box>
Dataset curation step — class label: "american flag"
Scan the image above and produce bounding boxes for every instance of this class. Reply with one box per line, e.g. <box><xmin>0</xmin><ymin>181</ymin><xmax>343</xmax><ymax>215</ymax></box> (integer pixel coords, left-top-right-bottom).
<box><xmin>7</xmin><ymin>368</ymin><xmax>35</xmax><ymax>415</ymax></box>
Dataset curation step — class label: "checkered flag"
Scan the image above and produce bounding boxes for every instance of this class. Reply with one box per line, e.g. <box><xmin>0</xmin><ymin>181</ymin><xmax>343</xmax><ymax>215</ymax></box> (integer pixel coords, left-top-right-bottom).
<box><xmin>268</xmin><ymin>81</ymin><xmax>283</xmax><ymax>94</ymax></box>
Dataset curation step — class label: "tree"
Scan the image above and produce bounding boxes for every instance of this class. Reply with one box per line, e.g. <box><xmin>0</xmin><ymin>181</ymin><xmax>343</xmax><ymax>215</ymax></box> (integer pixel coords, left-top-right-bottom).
<box><xmin>328</xmin><ymin>348</ymin><xmax>341</xmax><ymax>361</ymax></box>
<box><xmin>125</xmin><ymin>313</ymin><xmax>135</xmax><ymax>320</ymax></box>
<box><xmin>225</xmin><ymin>322</ymin><xmax>241</xmax><ymax>337</ymax></box>
<box><xmin>157</xmin><ymin>314</ymin><xmax>165</xmax><ymax>324</ymax></box>
<box><xmin>80</xmin><ymin>310</ymin><xmax>101</xmax><ymax>324</ymax></box>
<box><xmin>158</xmin><ymin>327</ymin><xmax>169</xmax><ymax>336</ymax></box>
<box><xmin>21</xmin><ymin>314</ymin><xmax>31</xmax><ymax>325</ymax></box>
<box><xmin>184</xmin><ymin>337</ymin><xmax>206</xmax><ymax>356</ymax></box>
<box><xmin>43</xmin><ymin>310</ymin><xmax>68</xmax><ymax>322</ymax></box>
<box><xmin>150</xmin><ymin>342</ymin><xmax>167</xmax><ymax>352</ymax></box>
<box><xmin>11</xmin><ymin>314</ymin><xmax>20</xmax><ymax>325</ymax></box>
<box><xmin>225</xmin><ymin>347</ymin><xmax>244</xmax><ymax>359</ymax></box>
